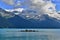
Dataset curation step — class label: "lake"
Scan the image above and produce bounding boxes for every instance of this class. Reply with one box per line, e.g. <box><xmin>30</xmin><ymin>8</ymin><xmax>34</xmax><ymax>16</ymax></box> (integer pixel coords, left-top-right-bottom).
<box><xmin>0</xmin><ymin>29</ymin><xmax>60</xmax><ymax>40</ymax></box>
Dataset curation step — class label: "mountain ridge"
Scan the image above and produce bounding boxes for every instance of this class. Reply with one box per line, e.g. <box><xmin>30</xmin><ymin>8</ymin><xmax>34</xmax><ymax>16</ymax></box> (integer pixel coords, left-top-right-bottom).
<box><xmin>0</xmin><ymin>8</ymin><xmax>60</xmax><ymax>28</ymax></box>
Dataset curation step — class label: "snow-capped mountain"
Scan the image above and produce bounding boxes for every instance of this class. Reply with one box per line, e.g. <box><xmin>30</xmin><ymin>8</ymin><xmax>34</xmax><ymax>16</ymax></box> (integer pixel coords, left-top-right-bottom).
<box><xmin>0</xmin><ymin>7</ymin><xmax>60</xmax><ymax>28</ymax></box>
<box><xmin>0</xmin><ymin>7</ymin><xmax>60</xmax><ymax>21</ymax></box>
<box><xmin>0</xmin><ymin>8</ymin><xmax>15</xmax><ymax>18</ymax></box>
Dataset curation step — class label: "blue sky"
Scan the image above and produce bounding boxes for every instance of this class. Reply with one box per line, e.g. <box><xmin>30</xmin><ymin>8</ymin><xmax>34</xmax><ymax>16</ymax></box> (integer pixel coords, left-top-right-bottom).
<box><xmin>0</xmin><ymin>0</ymin><xmax>14</xmax><ymax>9</ymax></box>
<box><xmin>0</xmin><ymin>0</ymin><xmax>60</xmax><ymax>11</ymax></box>
<box><xmin>52</xmin><ymin>0</ymin><xmax>60</xmax><ymax>11</ymax></box>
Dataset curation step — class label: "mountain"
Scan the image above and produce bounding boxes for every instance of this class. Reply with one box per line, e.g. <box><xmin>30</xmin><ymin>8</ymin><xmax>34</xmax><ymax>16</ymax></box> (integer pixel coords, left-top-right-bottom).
<box><xmin>7</xmin><ymin>15</ymin><xmax>60</xmax><ymax>28</ymax></box>
<box><xmin>0</xmin><ymin>8</ymin><xmax>15</xmax><ymax>18</ymax></box>
<box><xmin>0</xmin><ymin>8</ymin><xmax>60</xmax><ymax>28</ymax></box>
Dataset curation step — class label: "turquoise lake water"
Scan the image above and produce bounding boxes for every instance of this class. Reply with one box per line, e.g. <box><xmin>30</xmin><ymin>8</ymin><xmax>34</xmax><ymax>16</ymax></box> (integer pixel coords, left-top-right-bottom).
<box><xmin>0</xmin><ymin>29</ymin><xmax>60</xmax><ymax>40</ymax></box>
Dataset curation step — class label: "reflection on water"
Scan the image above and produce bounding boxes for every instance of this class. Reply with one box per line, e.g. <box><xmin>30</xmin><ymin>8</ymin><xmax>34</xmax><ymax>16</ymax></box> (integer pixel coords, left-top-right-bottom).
<box><xmin>0</xmin><ymin>35</ymin><xmax>49</xmax><ymax>40</ymax></box>
<box><xmin>0</xmin><ymin>29</ymin><xmax>60</xmax><ymax>40</ymax></box>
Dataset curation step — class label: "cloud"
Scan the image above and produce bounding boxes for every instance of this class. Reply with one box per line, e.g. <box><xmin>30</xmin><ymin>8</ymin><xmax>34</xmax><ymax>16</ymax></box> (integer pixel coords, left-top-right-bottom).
<box><xmin>2</xmin><ymin>0</ymin><xmax>15</xmax><ymax>5</ymax></box>
<box><xmin>17</xmin><ymin>0</ymin><xmax>60</xmax><ymax>22</ymax></box>
<box><xmin>2</xmin><ymin>0</ymin><xmax>22</xmax><ymax>9</ymax></box>
<box><xmin>1</xmin><ymin>0</ymin><xmax>60</xmax><ymax>22</ymax></box>
<box><xmin>19</xmin><ymin>0</ymin><xmax>56</xmax><ymax>20</ymax></box>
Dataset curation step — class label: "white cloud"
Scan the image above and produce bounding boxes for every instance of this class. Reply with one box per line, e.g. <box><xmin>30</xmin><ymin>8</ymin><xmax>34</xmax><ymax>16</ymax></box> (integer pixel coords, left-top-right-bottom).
<box><xmin>19</xmin><ymin>0</ymin><xmax>56</xmax><ymax>20</ymax></box>
<box><xmin>2</xmin><ymin>0</ymin><xmax>15</xmax><ymax>5</ymax></box>
<box><xmin>25</xmin><ymin>0</ymin><xmax>60</xmax><ymax>21</ymax></box>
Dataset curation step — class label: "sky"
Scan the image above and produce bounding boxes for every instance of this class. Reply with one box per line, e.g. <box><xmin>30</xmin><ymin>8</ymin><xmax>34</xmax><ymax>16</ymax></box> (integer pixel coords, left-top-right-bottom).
<box><xmin>0</xmin><ymin>0</ymin><xmax>26</xmax><ymax>9</ymax></box>
<box><xmin>0</xmin><ymin>0</ymin><xmax>60</xmax><ymax>11</ymax></box>
<box><xmin>52</xmin><ymin>0</ymin><xmax>60</xmax><ymax>11</ymax></box>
